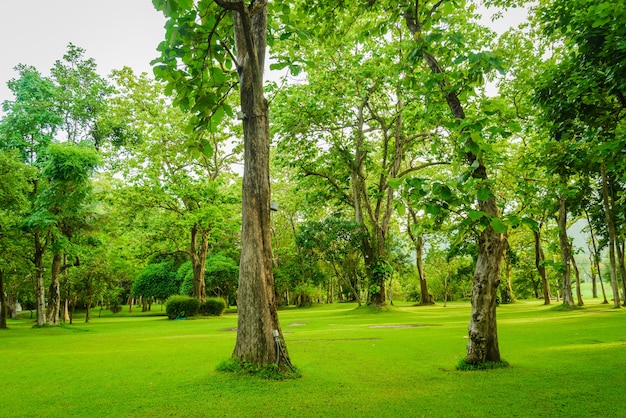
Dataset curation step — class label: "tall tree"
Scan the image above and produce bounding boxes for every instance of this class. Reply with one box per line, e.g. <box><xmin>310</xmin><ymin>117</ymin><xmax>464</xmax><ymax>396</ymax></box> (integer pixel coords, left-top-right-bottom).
<box><xmin>0</xmin><ymin>151</ymin><xmax>36</xmax><ymax>328</ymax></box>
<box><xmin>152</xmin><ymin>0</ymin><xmax>290</xmax><ymax>368</ymax></box>
<box><xmin>39</xmin><ymin>143</ymin><xmax>99</xmax><ymax>324</ymax></box>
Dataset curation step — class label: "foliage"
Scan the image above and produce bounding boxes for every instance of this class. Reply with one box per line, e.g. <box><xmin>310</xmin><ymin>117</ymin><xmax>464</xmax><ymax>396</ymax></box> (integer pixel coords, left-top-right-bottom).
<box><xmin>199</xmin><ymin>297</ymin><xmax>227</xmax><ymax>316</ymax></box>
<box><xmin>165</xmin><ymin>295</ymin><xmax>201</xmax><ymax>319</ymax></box>
<box><xmin>292</xmin><ymin>283</ymin><xmax>321</xmax><ymax>307</ymax></box>
<box><xmin>133</xmin><ymin>261</ymin><xmax>182</xmax><ymax>301</ymax></box>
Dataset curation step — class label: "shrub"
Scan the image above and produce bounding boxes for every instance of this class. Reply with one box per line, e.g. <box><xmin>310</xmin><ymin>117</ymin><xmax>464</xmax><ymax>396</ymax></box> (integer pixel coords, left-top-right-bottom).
<box><xmin>166</xmin><ymin>295</ymin><xmax>201</xmax><ymax>319</ymax></box>
<box><xmin>200</xmin><ymin>297</ymin><xmax>227</xmax><ymax>316</ymax></box>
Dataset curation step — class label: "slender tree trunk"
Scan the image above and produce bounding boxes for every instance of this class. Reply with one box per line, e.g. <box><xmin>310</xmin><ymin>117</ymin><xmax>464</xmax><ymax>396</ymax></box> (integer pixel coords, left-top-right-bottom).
<box><xmin>0</xmin><ymin>270</ymin><xmax>7</xmax><ymax>329</ymax></box>
<box><xmin>533</xmin><ymin>229</ymin><xmax>551</xmax><ymax>304</ymax></box>
<box><xmin>332</xmin><ymin>263</ymin><xmax>361</xmax><ymax>306</ymax></box>
<box><xmin>407</xmin><ymin>208</ymin><xmax>433</xmax><ymax>305</ymax></box>
<box><xmin>501</xmin><ymin>250</ymin><xmax>515</xmax><ymax>304</ymax></box>
<box><xmin>46</xmin><ymin>251</ymin><xmax>62</xmax><ymax>324</ymax></box>
<box><xmin>34</xmin><ymin>232</ymin><xmax>46</xmax><ymax>327</ymax></box>
<box><xmin>221</xmin><ymin>2</ymin><xmax>288</xmax><ymax>368</ymax></box>
<box><xmin>63</xmin><ymin>299</ymin><xmax>70</xmax><ymax>322</ymax></box>
<box><xmin>558</xmin><ymin>192</ymin><xmax>575</xmax><ymax>306</ymax></box>
<box><xmin>600</xmin><ymin>164</ymin><xmax>621</xmax><ymax>308</ymax></box>
<box><xmin>569</xmin><ymin>243</ymin><xmax>584</xmax><ymax>306</ymax></box>
<box><xmin>586</xmin><ymin>208</ymin><xmax>608</xmax><ymax>304</ymax></box>
<box><xmin>416</xmin><ymin>234</ymin><xmax>433</xmax><ymax>305</ymax></box>
<box><xmin>616</xmin><ymin>239</ymin><xmax>626</xmax><ymax>306</ymax></box>
<box><xmin>589</xmin><ymin>251</ymin><xmax>598</xmax><ymax>298</ymax></box>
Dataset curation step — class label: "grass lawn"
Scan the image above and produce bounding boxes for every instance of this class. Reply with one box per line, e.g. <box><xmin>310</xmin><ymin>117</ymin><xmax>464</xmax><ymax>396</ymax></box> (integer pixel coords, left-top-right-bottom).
<box><xmin>1</xmin><ymin>299</ymin><xmax>624</xmax><ymax>417</ymax></box>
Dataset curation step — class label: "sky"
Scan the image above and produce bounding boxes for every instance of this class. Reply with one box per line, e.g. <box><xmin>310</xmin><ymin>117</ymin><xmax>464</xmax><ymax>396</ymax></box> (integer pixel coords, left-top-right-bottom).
<box><xmin>0</xmin><ymin>0</ymin><xmax>166</xmax><ymax>105</ymax></box>
<box><xmin>0</xmin><ymin>1</ymin><xmax>528</xmax><ymax>106</ymax></box>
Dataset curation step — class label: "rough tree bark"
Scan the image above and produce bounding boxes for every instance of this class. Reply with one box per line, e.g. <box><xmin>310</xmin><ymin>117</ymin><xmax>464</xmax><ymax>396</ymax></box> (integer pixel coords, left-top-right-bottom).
<box><xmin>215</xmin><ymin>0</ymin><xmax>289</xmax><ymax>367</ymax></box>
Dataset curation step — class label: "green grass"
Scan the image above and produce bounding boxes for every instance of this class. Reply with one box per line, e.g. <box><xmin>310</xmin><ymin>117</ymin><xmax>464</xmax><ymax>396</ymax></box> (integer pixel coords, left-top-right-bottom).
<box><xmin>1</xmin><ymin>299</ymin><xmax>624</xmax><ymax>417</ymax></box>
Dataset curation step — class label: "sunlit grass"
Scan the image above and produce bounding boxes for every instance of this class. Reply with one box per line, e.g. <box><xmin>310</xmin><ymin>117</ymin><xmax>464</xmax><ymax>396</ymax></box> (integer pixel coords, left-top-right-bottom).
<box><xmin>1</xmin><ymin>299</ymin><xmax>624</xmax><ymax>417</ymax></box>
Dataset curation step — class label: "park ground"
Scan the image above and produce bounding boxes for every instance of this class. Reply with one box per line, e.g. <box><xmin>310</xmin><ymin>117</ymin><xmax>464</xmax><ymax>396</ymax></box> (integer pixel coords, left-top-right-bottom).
<box><xmin>1</xmin><ymin>297</ymin><xmax>624</xmax><ymax>417</ymax></box>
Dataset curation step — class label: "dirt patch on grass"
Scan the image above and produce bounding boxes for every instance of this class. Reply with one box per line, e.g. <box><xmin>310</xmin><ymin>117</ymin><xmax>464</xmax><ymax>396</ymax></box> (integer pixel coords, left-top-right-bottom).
<box><xmin>368</xmin><ymin>323</ymin><xmax>442</xmax><ymax>329</ymax></box>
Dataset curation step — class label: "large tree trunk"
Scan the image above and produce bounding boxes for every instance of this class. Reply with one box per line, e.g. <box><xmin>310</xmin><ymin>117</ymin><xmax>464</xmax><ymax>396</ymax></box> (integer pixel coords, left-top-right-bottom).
<box><xmin>600</xmin><ymin>164</ymin><xmax>621</xmax><ymax>308</ymax></box>
<box><xmin>557</xmin><ymin>192</ymin><xmax>575</xmax><ymax>306</ymax></box>
<box><xmin>466</xmin><ymin>199</ymin><xmax>508</xmax><ymax>364</ymax></box>
<box><xmin>0</xmin><ymin>270</ymin><xmax>7</xmax><ymax>329</ymax></box>
<box><xmin>46</xmin><ymin>251</ymin><xmax>62</xmax><ymax>325</ymax></box>
<box><xmin>223</xmin><ymin>2</ymin><xmax>288</xmax><ymax>368</ymax></box>
<box><xmin>533</xmin><ymin>229</ymin><xmax>551</xmax><ymax>304</ymax></box>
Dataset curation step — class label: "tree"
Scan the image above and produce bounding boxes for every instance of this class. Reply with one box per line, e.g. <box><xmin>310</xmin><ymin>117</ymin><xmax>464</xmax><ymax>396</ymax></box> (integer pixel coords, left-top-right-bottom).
<box><xmin>132</xmin><ymin>261</ymin><xmax>183</xmax><ymax>303</ymax></box>
<box><xmin>152</xmin><ymin>0</ymin><xmax>290</xmax><ymax>369</ymax></box>
<box><xmin>534</xmin><ymin>0</ymin><xmax>626</xmax><ymax>308</ymax></box>
<box><xmin>106</xmin><ymin>68</ymin><xmax>240</xmax><ymax>304</ymax></box>
<box><xmin>39</xmin><ymin>143</ymin><xmax>99</xmax><ymax>324</ymax></box>
<box><xmin>1</xmin><ymin>65</ymin><xmax>62</xmax><ymax>326</ymax></box>
<box><xmin>0</xmin><ymin>151</ymin><xmax>36</xmax><ymax>328</ymax></box>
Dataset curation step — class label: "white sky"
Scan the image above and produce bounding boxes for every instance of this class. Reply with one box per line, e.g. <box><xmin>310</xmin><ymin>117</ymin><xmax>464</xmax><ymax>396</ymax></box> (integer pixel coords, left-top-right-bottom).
<box><xmin>0</xmin><ymin>0</ymin><xmax>166</xmax><ymax>105</ymax></box>
<box><xmin>0</xmin><ymin>2</ymin><xmax>527</xmax><ymax>106</ymax></box>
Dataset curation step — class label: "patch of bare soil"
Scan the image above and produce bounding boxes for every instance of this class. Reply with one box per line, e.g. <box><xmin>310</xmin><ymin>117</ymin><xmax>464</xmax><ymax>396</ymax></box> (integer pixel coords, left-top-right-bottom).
<box><xmin>368</xmin><ymin>323</ymin><xmax>441</xmax><ymax>329</ymax></box>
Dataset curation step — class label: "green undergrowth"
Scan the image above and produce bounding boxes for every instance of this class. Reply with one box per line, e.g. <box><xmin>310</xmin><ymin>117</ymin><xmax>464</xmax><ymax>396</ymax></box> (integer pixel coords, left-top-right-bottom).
<box><xmin>216</xmin><ymin>358</ymin><xmax>302</xmax><ymax>380</ymax></box>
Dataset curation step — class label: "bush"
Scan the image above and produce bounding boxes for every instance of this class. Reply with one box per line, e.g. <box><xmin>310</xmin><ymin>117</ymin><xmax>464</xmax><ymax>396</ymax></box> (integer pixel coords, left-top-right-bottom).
<box><xmin>166</xmin><ymin>295</ymin><xmax>201</xmax><ymax>319</ymax></box>
<box><xmin>200</xmin><ymin>297</ymin><xmax>227</xmax><ymax>316</ymax></box>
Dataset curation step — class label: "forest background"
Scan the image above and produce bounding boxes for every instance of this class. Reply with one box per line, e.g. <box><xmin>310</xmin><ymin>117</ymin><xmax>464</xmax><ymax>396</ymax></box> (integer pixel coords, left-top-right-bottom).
<box><xmin>0</xmin><ymin>0</ymin><xmax>625</xmax><ymax>369</ymax></box>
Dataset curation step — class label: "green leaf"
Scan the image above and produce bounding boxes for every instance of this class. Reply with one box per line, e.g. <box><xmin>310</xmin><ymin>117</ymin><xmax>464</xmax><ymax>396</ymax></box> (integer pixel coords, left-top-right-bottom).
<box><xmin>394</xmin><ymin>200</ymin><xmax>406</xmax><ymax>217</ymax></box>
<box><xmin>477</xmin><ymin>186</ymin><xmax>492</xmax><ymax>201</ymax></box>
<box><xmin>468</xmin><ymin>209</ymin><xmax>485</xmax><ymax>220</ymax></box>
<box><xmin>388</xmin><ymin>177</ymin><xmax>403</xmax><ymax>189</ymax></box>
<box><xmin>490</xmin><ymin>217</ymin><xmax>506</xmax><ymax>234</ymax></box>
